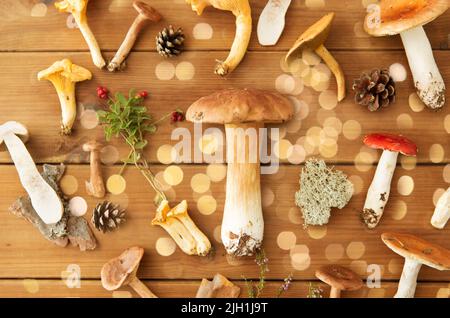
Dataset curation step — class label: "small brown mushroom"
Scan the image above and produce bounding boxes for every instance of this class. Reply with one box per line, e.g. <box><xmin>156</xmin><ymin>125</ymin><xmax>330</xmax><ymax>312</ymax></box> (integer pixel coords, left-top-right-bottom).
<box><xmin>101</xmin><ymin>246</ymin><xmax>157</xmax><ymax>298</ymax></box>
<box><xmin>195</xmin><ymin>273</ymin><xmax>241</xmax><ymax>298</ymax></box>
<box><xmin>107</xmin><ymin>1</ymin><xmax>162</xmax><ymax>72</ymax></box>
<box><xmin>82</xmin><ymin>140</ymin><xmax>105</xmax><ymax>198</ymax></box>
<box><xmin>315</xmin><ymin>265</ymin><xmax>363</xmax><ymax>298</ymax></box>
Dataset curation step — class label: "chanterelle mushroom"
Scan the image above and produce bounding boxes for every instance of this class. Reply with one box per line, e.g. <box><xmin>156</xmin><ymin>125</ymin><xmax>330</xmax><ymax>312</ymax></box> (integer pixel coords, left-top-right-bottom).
<box><xmin>38</xmin><ymin>59</ymin><xmax>92</xmax><ymax>135</ymax></box>
<box><xmin>187</xmin><ymin>89</ymin><xmax>294</xmax><ymax>256</ymax></box>
<box><xmin>315</xmin><ymin>265</ymin><xmax>363</xmax><ymax>298</ymax></box>
<box><xmin>361</xmin><ymin>133</ymin><xmax>417</xmax><ymax>228</ymax></box>
<box><xmin>101</xmin><ymin>246</ymin><xmax>157</xmax><ymax>298</ymax></box>
<box><xmin>286</xmin><ymin>13</ymin><xmax>345</xmax><ymax>102</ymax></box>
<box><xmin>382</xmin><ymin>232</ymin><xmax>450</xmax><ymax>298</ymax></box>
<box><xmin>364</xmin><ymin>0</ymin><xmax>448</xmax><ymax>110</ymax></box>
<box><xmin>55</xmin><ymin>0</ymin><xmax>106</xmax><ymax>69</ymax></box>
<box><xmin>0</xmin><ymin>122</ymin><xmax>63</xmax><ymax>224</ymax></box>
<box><xmin>431</xmin><ymin>187</ymin><xmax>450</xmax><ymax>229</ymax></box>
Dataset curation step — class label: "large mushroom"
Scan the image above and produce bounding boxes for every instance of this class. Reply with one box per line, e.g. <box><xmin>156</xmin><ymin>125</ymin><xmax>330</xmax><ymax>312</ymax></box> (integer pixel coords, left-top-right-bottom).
<box><xmin>364</xmin><ymin>0</ymin><xmax>448</xmax><ymax>110</ymax></box>
<box><xmin>361</xmin><ymin>133</ymin><xmax>417</xmax><ymax>228</ymax></box>
<box><xmin>101</xmin><ymin>246</ymin><xmax>157</xmax><ymax>298</ymax></box>
<box><xmin>315</xmin><ymin>265</ymin><xmax>363</xmax><ymax>298</ymax></box>
<box><xmin>0</xmin><ymin>122</ymin><xmax>63</xmax><ymax>224</ymax></box>
<box><xmin>286</xmin><ymin>13</ymin><xmax>345</xmax><ymax>102</ymax></box>
<box><xmin>382</xmin><ymin>232</ymin><xmax>450</xmax><ymax>298</ymax></box>
<box><xmin>55</xmin><ymin>0</ymin><xmax>106</xmax><ymax>69</ymax></box>
<box><xmin>431</xmin><ymin>187</ymin><xmax>450</xmax><ymax>229</ymax></box>
<box><xmin>187</xmin><ymin>88</ymin><xmax>294</xmax><ymax>256</ymax></box>
<box><xmin>38</xmin><ymin>59</ymin><xmax>92</xmax><ymax>135</ymax></box>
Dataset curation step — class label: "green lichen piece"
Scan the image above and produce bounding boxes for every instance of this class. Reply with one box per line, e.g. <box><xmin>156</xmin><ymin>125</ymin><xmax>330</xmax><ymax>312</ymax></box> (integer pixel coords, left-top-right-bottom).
<box><xmin>295</xmin><ymin>159</ymin><xmax>353</xmax><ymax>226</ymax></box>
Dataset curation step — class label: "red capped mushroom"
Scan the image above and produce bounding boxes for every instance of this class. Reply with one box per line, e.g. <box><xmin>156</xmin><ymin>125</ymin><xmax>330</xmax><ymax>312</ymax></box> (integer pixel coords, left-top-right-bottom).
<box><xmin>361</xmin><ymin>133</ymin><xmax>417</xmax><ymax>228</ymax></box>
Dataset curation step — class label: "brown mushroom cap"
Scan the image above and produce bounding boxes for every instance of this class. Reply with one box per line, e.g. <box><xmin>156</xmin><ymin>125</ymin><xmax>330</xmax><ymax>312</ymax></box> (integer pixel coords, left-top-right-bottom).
<box><xmin>82</xmin><ymin>140</ymin><xmax>103</xmax><ymax>152</ymax></box>
<box><xmin>315</xmin><ymin>265</ymin><xmax>364</xmax><ymax>291</ymax></box>
<box><xmin>133</xmin><ymin>1</ymin><xmax>162</xmax><ymax>21</ymax></box>
<box><xmin>186</xmin><ymin>88</ymin><xmax>294</xmax><ymax>124</ymax></box>
<box><xmin>101</xmin><ymin>246</ymin><xmax>144</xmax><ymax>291</ymax></box>
<box><xmin>382</xmin><ymin>232</ymin><xmax>450</xmax><ymax>270</ymax></box>
<box><xmin>0</xmin><ymin>121</ymin><xmax>29</xmax><ymax>152</ymax></box>
<box><xmin>285</xmin><ymin>13</ymin><xmax>334</xmax><ymax>63</ymax></box>
<box><xmin>364</xmin><ymin>0</ymin><xmax>448</xmax><ymax>36</ymax></box>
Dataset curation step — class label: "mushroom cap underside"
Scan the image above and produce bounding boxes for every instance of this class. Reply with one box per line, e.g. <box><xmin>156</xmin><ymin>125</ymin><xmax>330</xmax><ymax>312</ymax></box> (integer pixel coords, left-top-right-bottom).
<box><xmin>285</xmin><ymin>12</ymin><xmax>335</xmax><ymax>63</ymax></box>
<box><xmin>363</xmin><ymin>133</ymin><xmax>418</xmax><ymax>156</ymax></box>
<box><xmin>0</xmin><ymin>121</ymin><xmax>29</xmax><ymax>148</ymax></box>
<box><xmin>82</xmin><ymin>140</ymin><xmax>103</xmax><ymax>152</ymax></box>
<box><xmin>101</xmin><ymin>246</ymin><xmax>144</xmax><ymax>290</ymax></box>
<box><xmin>186</xmin><ymin>88</ymin><xmax>294</xmax><ymax>124</ymax></box>
<box><xmin>37</xmin><ymin>59</ymin><xmax>92</xmax><ymax>82</ymax></box>
<box><xmin>315</xmin><ymin>265</ymin><xmax>363</xmax><ymax>291</ymax></box>
<box><xmin>364</xmin><ymin>0</ymin><xmax>448</xmax><ymax>36</ymax></box>
<box><xmin>382</xmin><ymin>232</ymin><xmax>450</xmax><ymax>270</ymax></box>
<box><xmin>133</xmin><ymin>1</ymin><xmax>162</xmax><ymax>21</ymax></box>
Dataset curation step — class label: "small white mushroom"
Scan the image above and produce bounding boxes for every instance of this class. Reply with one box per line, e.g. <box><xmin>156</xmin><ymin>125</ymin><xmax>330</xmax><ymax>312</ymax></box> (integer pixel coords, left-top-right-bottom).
<box><xmin>0</xmin><ymin>122</ymin><xmax>63</xmax><ymax>224</ymax></box>
<box><xmin>431</xmin><ymin>187</ymin><xmax>450</xmax><ymax>229</ymax></box>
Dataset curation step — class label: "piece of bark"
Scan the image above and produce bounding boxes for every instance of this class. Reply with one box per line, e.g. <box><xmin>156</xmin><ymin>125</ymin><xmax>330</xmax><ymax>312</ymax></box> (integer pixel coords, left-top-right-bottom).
<box><xmin>195</xmin><ymin>273</ymin><xmax>240</xmax><ymax>298</ymax></box>
<box><xmin>67</xmin><ymin>217</ymin><xmax>97</xmax><ymax>251</ymax></box>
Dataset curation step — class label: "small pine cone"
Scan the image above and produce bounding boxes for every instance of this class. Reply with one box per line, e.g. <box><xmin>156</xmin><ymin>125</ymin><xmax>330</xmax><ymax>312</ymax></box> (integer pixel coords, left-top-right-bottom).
<box><xmin>156</xmin><ymin>25</ymin><xmax>185</xmax><ymax>58</ymax></box>
<box><xmin>353</xmin><ymin>69</ymin><xmax>396</xmax><ymax>111</ymax></box>
<box><xmin>91</xmin><ymin>201</ymin><xmax>126</xmax><ymax>233</ymax></box>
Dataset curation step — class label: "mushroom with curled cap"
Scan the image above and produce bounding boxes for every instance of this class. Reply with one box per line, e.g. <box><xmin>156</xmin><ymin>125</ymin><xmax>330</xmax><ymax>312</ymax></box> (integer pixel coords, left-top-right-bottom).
<box><xmin>286</xmin><ymin>13</ymin><xmax>345</xmax><ymax>102</ymax></box>
<box><xmin>364</xmin><ymin>0</ymin><xmax>448</xmax><ymax>110</ymax></box>
<box><xmin>431</xmin><ymin>187</ymin><xmax>450</xmax><ymax>229</ymax></box>
<box><xmin>0</xmin><ymin>121</ymin><xmax>63</xmax><ymax>225</ymax></box>
<box><xmin>38</xmin><ymin>59</ymin><xmax>92</xmax><ymax>135</ymax></box>
<box><xmin>315</xmin><ymin>265</ymin><xmax>363</xmax><ymax>298</ymax></box>
<box><xmin>382</xmin><ymin>232</ymin><xmax>450</xmax><ymax>298</ymax></box>
<box><xmin>361</xmin><ymin>133</ymin><xmax>417</xmax><ymax>228</ymax></box>
<box><xmin>101</xmin><ymin>246</ymin><xmax>157</xmax><ymax>298</ymax></box>
<box><xmin>187</xmin><ymin>88</ymin><xmax>294</xmax><ymax>256</ymax></box>
<box><xmin>82</xmin><ymin>140</ymin><xmax>105</xmax><ymax>198</ymax></box>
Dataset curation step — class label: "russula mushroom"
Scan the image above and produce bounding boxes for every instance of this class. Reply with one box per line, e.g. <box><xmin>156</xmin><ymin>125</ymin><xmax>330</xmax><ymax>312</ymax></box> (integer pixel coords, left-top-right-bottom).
<box><xmin>364</xmin><ymin>0</ymin><xmax>448</xmax><ymax>110</ymax></box>
<box><xmin>107</xmin><ymin>1</ymin><xmax>162</xmax><ymax>72</ymax></box>
<box><xmin>315</xmin><ymin>265</ymin><xmax>363</xmax><ymax>298</ymax></box>
<box><xmin>55</xmin><ymin>0</ymin><xmax>106</xmax><ymax>69</ymax></box>
<box><xmin>0</xmin><ymin>121</ymin><xmax>63</xmax><ymax>224</ymax></box>
<box><xmin>38</xmin><ymin>59</ymin><xmax>92</xmax><ymax>135</ymax></box>
<box><xmin>186</xmin><ymin>89</ymin><xmax>294</xmax><ymax>256</ymax></box>
<box><xmin>82</xmin><ymin>140</ymin><xmax>105</xmax><ymax>198</ymax></box>
<box><xmin>431</xmin><ymin>187</ymin><xmax>450</xmax><ymax>229</ymax></box>
<box><xmin>186</xmin><ymin>0</ymin><xmax>252</xmax><ymax>76</ymax></box>
<box><xmin>286</xmin><ymin>13</ymin><xmax>345</xmax><ymax>102</ymax></box>
<box><xmin>382</xmin><ymin>232</ymin><xmax>450</xmax><ymax>298</ymax></box>
<box><xmin>196</xmin><ymin>273</ymin><xmax>241</xmax><ymax>298</ymax></box>
<box><xmin>101</xmin><ymin>246</ymin><xmax>157</xmax><ymax>298</ymax></box>
<box><xmin>361</xmin><ymin>133</ymin><xmax>417</xmax><ymax>228</ymax></box>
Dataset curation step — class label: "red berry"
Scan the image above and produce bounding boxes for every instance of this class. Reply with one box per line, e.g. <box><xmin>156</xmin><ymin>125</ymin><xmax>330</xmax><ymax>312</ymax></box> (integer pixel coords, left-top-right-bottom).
<box><xmin>138</xmin><ymin>91</ymin><xmax>148</xmax><ymax>98</ymax></box>
<box><xmin>97</xmin><ymin>86</ymin><xmax>109</xmax><ymax>99</ymax></box>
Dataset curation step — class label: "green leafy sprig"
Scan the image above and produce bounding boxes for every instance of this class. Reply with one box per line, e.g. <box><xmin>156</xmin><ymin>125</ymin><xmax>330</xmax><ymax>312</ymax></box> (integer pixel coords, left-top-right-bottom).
<box><xmin>244</xmin><ymin>248</ymin><xmax>269</xmax><ymax>298</ymax></box>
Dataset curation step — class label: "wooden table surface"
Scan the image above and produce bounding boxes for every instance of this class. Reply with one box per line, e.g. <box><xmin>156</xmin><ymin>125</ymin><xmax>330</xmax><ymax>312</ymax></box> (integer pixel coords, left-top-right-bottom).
<box><xmin>0</xmin><ymin>0</ymin><xmax>449</xmax><ymax>298</ymax></box>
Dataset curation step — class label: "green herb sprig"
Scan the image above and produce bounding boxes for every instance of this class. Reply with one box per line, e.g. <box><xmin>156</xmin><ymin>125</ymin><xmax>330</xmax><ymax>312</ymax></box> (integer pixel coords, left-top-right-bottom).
<box><xmin>244</xmin><ymin>248</ymin><xmax>269</xmax><ymax>298</ymax></box>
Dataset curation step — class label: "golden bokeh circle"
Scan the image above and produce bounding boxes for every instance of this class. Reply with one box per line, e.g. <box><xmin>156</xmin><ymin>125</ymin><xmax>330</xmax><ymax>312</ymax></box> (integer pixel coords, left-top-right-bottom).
<box><xmin>318</xmin><ymin>90</ymin><xmax>338</xmax><ymax>110</ymax></box>
<box><xmin>155</xmin><ymin>61</ymin><xmax>175</xmax><ymax>80</ymax></box>
<box><xmin>325</xmin><ymin>243</ymin><xmax>344</xmax><ymax>262</ymax></box>
<box><xmin>307</xmin><ymin>226</ymin><xmax>327</xmax><ymax>239</ymax></box>
<box><xmin>190</xmin><ymin>173</ymin><xmax>211</xmax><ymax>194</ymax></box>
<box><xmin>346</xmin><ymin>242</ymin><xmax>366</xmax><ymax>260</ymax></box>
<box><xmin>175</xmin><ymin>61</ymin><xmax>195</xmax><ymax>81</ymax></box>
<box><xmin>400</xmin><ymin>156</ymin><xmax>417</xmax><ymax>171</ymax></box>
<box><xmin>443</xmin><ymin>164</ymin><xmax>450</xmax><ymax>183</ymax></box>
<box><xmin>397</xmin><ymin>176</ymin><xmax>414</xmax><ymax>196</ymax></box>
<box><xmin>429</xmin><ymin>144</ymin><xmax>445</xmax><ymax>163</ymax></box>
<box><xmin>277</xmin><ymin>231</ymin><xmax>297</xmax><ymax>250</ymax></box>
<box><xmin>396</xmin><ymin>113</ymin><xmax>413</xmax><ymax>130</ymax></box>
<box><xmin>408</xmin><ymin>93</ymin><xmax>425</xmax><ymax>112</ymax></box>
<box><xmin>262</xmin><ymin>186</ymin><xmax>275</xmax><ymax>208</ymax></box>
<box><xmin>390</xmin><ymin>200</ymin><xmax>408</xmax><ymax>221</ymax></box>
<box><xmin>288</xmin><ymin>207</ymin><xmax>303</xmax><ymax>225</ymax></box>
<box><xmin>157</xmin><ymin>144</ymin><xmax>177</xmax><ymax>164</ymax></box>
<box><xmin>206</xmin><ymin>163</ymin><xmax>227</xmax><ymax>182</ymax></box>
<box><xmin>444</xmin><ymin>115</ymin><xmax>450</xmax><ymax>133</ymax></box>
<box><xmin>197</xmin><ymin>195</ymin><xmax>217</xmax><ymax>215</ymax></box>
<box><xmin>348</xmin><ymin>175</ymin><xmax>364</xmax><ymax>195</ymax></box>
<box><xmin>100</xmin><ymin>145</ymin><xmax>120</xmax><ymax>165</ymax></box>
<box><xmin>388</xmin><ymin>258</ymin><xmax>403</xmax><ymax>274</ymax></box>
<box><xmin>60</xmin><ymin>175</ymin><xmax>78</xmax><ymax>195</ymax></box>
<box><xmin>290</xmin><ymin>245</ymin><xmax>311</xmax><ymax>271</ymax></box>
<box><xmin>23</xmin><ymin>279</ymin><xmax>39</xmax><ymax>294</ymax></box>
<box><xmin>155</xmin><ymin>237</ymin><xmax>177</xmax><ymax>256</ymax></box>
<box><xmin>163</xmin><ymin>166</ymin><xmax>184</xmax><ymax>186</ymax></box>
<box><xmin>433</xmin><ymin>188</ymin><xmax>446</xmax><ymax>206</ymax></box>
<box><xmin>106</xmin><ymin>174</ymin><xmax>127</xmax><ymax>195</ymax></box>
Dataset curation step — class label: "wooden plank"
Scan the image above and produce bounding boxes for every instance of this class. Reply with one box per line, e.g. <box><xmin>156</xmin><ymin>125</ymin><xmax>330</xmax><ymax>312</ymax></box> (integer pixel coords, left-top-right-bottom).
<box><xmin>1</xmin><ymin>0</ymin><xmax>450</xmax><ymax>52</ymax></box>
<box><xmin>0</xmin><ymin>279</ymin><xmax>448</xmax><ymax>298</ymax></box>
<box><xmin>0</xmin><ymin>164</ymin><xmax>449</xmax><ymax>280</ymax></box>
<box><xmin>0</xmin><ymin>52</ymin><xmax>449</xmax><ymax>164</ymax></box>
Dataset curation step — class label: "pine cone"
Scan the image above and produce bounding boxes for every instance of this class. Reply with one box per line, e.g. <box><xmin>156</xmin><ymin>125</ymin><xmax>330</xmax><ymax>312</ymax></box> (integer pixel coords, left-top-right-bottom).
<box><xmin>353</xmin><ymin>69</ymin><xmax>396</xmax><ymax>111</ymax></box>
<box><xmin>156</xmin><ymin>25</ymin><xmax>185</xmax><ymax>58</ymax></box>
<box><xmin>91</xmin><ymin>201</ymin><xmax>125</xmax><ymax>233</ymax></box>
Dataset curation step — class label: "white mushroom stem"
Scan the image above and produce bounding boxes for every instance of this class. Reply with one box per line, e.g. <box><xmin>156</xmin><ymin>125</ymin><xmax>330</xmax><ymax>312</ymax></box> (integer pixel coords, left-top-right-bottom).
<box><xmin>400</xmin><ymin>26</ymin><xmax>445</xmax><ymax>110</ymax></box>
<box><xmin>2</xmin><ymin>133</ymin><xmax>63</xmax><ymax>224</ymax></box>
<box><xmin>85</xmin><ymin>148</ymin><xmax>105</xmax><ymax>198</ymax></box>
<box><xmin>221</xmin><ymin>123</ymin><xmax>264</xmax><ymax>256</ymax></box>
<box><xmin>56</xmin><ymin>89</ymin><xmax>77</xmax><ymax>135</ymax></box>
<box><xmin>175</xmin><ymin>213</ymin><xmax>211</xmax><ymax>256</ymax></box>
<box><xmin>74</xmin><ymin>15</ymin><xmax>106</xmax><ymax>69</ymax></box>
<box><xmin>363</xmin><ymin>150</ymin><xmax>398</xmax><ymax>228</ymax></box>
<box><xmin>395</xmin><ymin>258</ymin><xmax>422</xmax><ymax>298</ymax></box>
<box><xmin>431</xmin><ymin>187</ymin><xmax>450</xmax><ymax>229</ymax></box>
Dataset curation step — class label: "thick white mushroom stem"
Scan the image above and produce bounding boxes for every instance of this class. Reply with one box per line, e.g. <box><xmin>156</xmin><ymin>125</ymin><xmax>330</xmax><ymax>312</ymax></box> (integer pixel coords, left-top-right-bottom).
<box><xmin>400</xmin><ymin>26</ymin><xmax>445</xmax><ymax>110</ymax></box>
<box><xmin>395</xmin><ymin>258</ymin><xmax>422</xmax><ymax>298</ymax></box>
<box><xmin>222</xmin><ymin>123</ymin><xmax>263</xmax><ymax>256</ymax></box>
<box><xmin>2</xmin><ymin>133</ymin><xmax>63</xmax><ymax>224</ymax></box>
<box><xmin>56</xmin><ymin>88</ymin><xmax>77</xmax><ymax>135</ymax></box>
<box><xmin>362</xmin><ymin>150</ymin><xmax>398</xmax><ymax>228</ymax></box>
<box><xmin>431</xmin><ymin>187</ymin><xmax>450</xmax><ymax>229</ymax></box>
<box><xmin>74</xmin><ymin>15</ymin><xmax>106</xmax><ymax>69</ymax></box>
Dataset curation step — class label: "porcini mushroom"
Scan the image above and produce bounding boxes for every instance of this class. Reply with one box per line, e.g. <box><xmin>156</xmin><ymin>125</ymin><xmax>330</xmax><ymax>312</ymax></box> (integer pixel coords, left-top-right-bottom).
<box><xmin>0</xmin><ymin>121</ymin><xmax>63</xmax><ymax>224</ymax></box>
<box><xmin>381</xmin><ymin>232</ymin><xmax>450</xmax><ymax>298</ymax></box>
<box><xmin>186</xmin><ymin>0</ymin><xmax>252</xmax><ymax>76</ymax></box>
<box><xmin>361</xmin><ymin>133</ymin><xmax>417</xmax><ymax>228</ymax></box>
<box><xmin>286</xmin><ymin>13</ymin><xmax>345</xmax><ymax>102</ymax></box>
<box><xmin>364</xmin><ymin>0</ymin><xmax>448</xmax><ymax>110</ymax></box>
<box><xmin>187</xmin><ymin>89</ymin><xmax>294</xmax><ymax>256</ymax></box>
<box><xmin>55</xmin><ymin>0</ymin><xmax>106</xmax><ymax>69</ymax></box>
<box><xmin>107</xmin><ymin>2</ymin><xmax>162</xmax><ymax>72</ymax></box>
<box><xmin>82</xmin><ymin>140</ymin><xmax>105</xmax><ymax>198</ymax></box>
<box><xmin>101</xmin><ymin>246</ymin><xmax>157</xmax><ymax>298</ymax></box>
<box><xmin>38</xmin><ymin>59</ymin><xmax>92</xmax><ymax>135</ymax></box>
<box><xmin>315</xmin><ymin>265</ymin><xmax>363</xmax><ymax>298</ymax></box>
<box><xmin>431</xmin><ymin>187</ymin><xmax>450</xmax><ymax>229</ymax></box>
